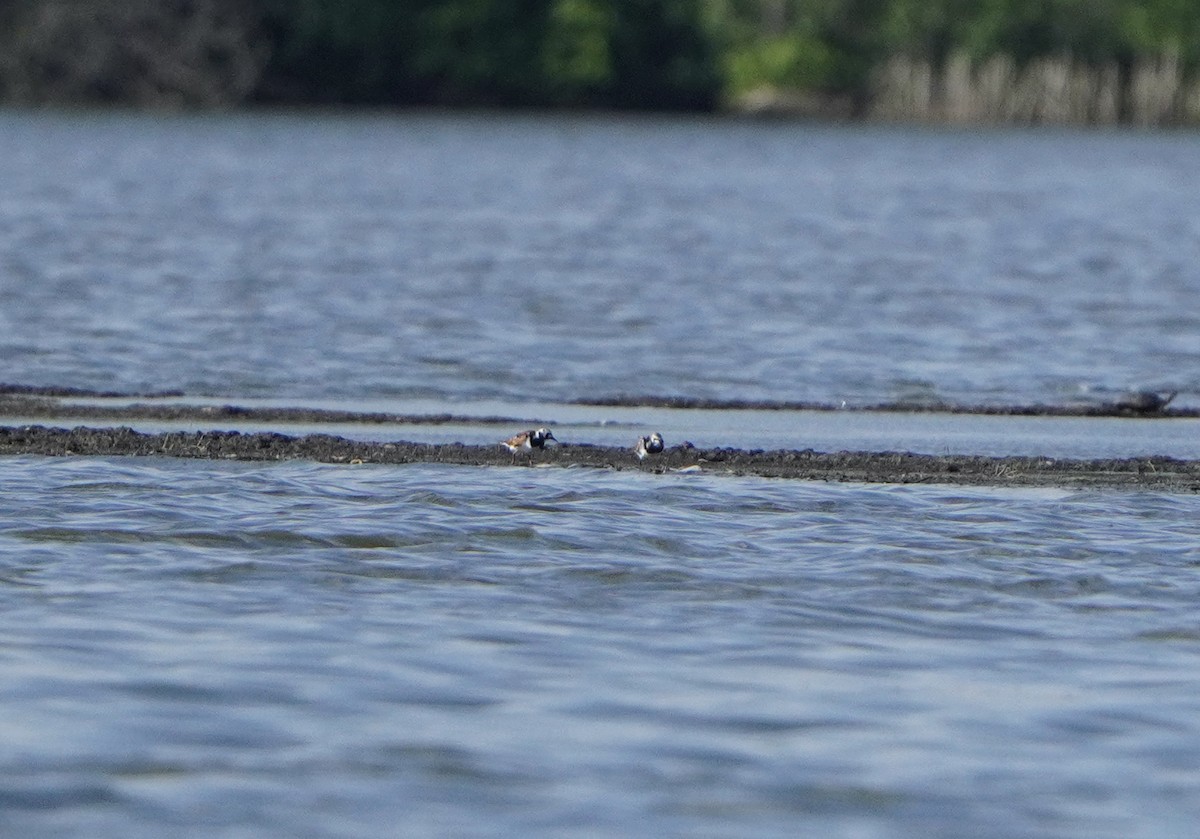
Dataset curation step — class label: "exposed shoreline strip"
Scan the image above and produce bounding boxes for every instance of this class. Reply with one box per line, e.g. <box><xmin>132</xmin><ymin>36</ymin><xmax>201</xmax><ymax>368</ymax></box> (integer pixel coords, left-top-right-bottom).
<box><xmin>0</xmin><ymin>392</ymin><xmax>1191</xmax><ymax>424</ymax></box>
<box><xmin>570</xmin><ymin>395</ymin><xmax>1191</xmax><ymax>418</ymax></box>
<box><xmin>0</xmin><ymin>395</ymin><xmax>539</xmax><ymax>426</ymax></box>
<box><xmin>2</xmin><ymin>425</ymin><xmax>1198</xmax><ymax>492</ymax></box>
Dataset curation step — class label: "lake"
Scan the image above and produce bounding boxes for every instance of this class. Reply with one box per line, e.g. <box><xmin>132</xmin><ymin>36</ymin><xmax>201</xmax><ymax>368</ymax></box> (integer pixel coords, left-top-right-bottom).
<box><xmin>2</xmin><ymin>110</ymin><xmax>1198</xmax><ymax>405</ymax></box>
<box><xmin>1</xmin><ymin>110</ymin><xmax>1199</xmax><ymax>838</ymax></box>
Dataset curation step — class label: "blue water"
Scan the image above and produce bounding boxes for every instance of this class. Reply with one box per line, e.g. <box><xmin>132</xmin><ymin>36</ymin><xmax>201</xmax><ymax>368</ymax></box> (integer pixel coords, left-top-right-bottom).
<box><xmin>1</xmin><ymin>457</ymin><xmax>1199</xmax><ymax>838</ymax></box>
<box><xmin>2</xmin><ymin>110</ymin><xmax>1200</xmax><ymax>837</ymax></box>
<box><xmin>1</xmin><ymin>111</ymin><xmax>1198</xmax><ymax>404</ymax></box>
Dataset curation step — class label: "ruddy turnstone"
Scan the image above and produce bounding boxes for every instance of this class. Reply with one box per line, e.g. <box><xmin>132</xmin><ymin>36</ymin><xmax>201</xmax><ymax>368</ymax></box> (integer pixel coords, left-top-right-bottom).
<box><xmin>502</xmin><ymin>427</ymin><xmax>556</xmax><ymax>463</ymax></box>
<box><xmin>634</xmin><ymin>432</ymin><xmax>664</xmax><ymax>460</ymax></box>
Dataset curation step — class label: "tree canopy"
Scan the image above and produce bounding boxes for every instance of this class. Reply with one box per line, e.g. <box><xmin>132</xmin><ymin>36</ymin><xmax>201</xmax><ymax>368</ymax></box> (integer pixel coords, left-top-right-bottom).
<box><xmin>0</xmin><ymin>0</ymin><xmax>1197</xmax><ymax>117</ymax></box>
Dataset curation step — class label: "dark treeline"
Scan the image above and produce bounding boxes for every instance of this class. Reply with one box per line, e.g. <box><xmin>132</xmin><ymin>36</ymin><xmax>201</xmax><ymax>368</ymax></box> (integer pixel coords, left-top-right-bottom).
<box><xmin>0</xmin><ymin>0</ymin><xmax>720</xmax><ymax>109</ymax></box>
<box><xmin>1</xmin><ymin>0</ymin><xmax>1198</xmax><ymax>122</ymax></box>
<box><xmin>258</xmin><ymin>0</ymin><xmax>719</xmax><ymax>108</ymax></box>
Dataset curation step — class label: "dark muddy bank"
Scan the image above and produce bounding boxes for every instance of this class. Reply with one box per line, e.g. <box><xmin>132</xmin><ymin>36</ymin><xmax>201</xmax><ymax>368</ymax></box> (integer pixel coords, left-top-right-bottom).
<box><xmin>0</xmin><ymin>388</ymin><xmax>1189</xmax><ymax>423</ymax></box>
<box><xmin>3</xmin><ymin>425</ymin><xmax>1199</xmax><ymax>492</ymax></box>
<box><xmin>574</xmin><ymin>393</ymin><xmax>1191</xmax><ymax>418</ymax></box>
<box><xmin>0</xmin><ymin>393</ymin><xmax>537</xmax><ymax>426</ymax></box>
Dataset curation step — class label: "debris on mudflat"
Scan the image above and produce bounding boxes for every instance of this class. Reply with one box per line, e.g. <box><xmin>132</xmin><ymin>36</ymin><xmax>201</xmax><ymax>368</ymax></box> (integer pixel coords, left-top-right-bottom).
<box><xmin>1110</xmin><ymin>390</ymin><xmax>1178</xmax><ymax>415</ymax></box>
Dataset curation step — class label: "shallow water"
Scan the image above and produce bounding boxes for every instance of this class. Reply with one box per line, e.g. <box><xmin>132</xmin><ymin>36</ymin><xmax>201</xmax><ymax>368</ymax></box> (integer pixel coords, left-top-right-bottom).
<box><xmin>1</xmin><ymin>110</ymin><xmax>1198</xmax><ymax>405</ymax></box>
<box><xmin>12</xmin><ymin>402</ymin><xmax>1200</xmax><ymax>460</ymax></box>
<box><xmin>1</xmin><ymin>456</ymin><xmax>1199</xmax><ymax>838</ymax></box>
<box><xmin>3</xmin><ymin>110</ymin><xmax>1200</xmax><ymax>837</ymax></box>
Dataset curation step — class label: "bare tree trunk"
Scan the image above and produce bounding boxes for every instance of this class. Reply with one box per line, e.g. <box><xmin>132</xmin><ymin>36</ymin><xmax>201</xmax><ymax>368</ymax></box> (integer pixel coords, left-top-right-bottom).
<box><xmin>867</xmin><ymin>49</ymin><xmax>1198</xmax><ymax>126</ymax></box>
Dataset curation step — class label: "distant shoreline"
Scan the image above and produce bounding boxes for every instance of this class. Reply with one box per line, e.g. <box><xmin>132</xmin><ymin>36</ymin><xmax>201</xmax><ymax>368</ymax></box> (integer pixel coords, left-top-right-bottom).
<box><xmin>0</xmin><ymin>392</ymin><xmax>1191</xmax><ymax>423</ymax></box>
<box><xmin>2</xmin><ymin>425</ymin><xmax>1197</xmax><ymax>492</ymax></box>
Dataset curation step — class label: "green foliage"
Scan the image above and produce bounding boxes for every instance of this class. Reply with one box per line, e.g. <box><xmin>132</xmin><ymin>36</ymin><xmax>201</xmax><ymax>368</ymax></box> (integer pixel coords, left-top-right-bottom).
<box><xmin>543</xmin><ymin>0</ymin><xmax>616</xmax><ymax>97</ymax></box>
<box><xmin>256</xmin><ymin>0</ymin><xmax>432</xmax><ymax>102</ymax></box>
<box><xmin>863</xmin><ymin>0</ymin><xmax>1200</xmax><ymax>66</ymax></box>
<box><xmin>254</xmin><ymin>0</ymin><xmax>718</xmax><ymax>108</ymax></box>
<box><xmin>1</xmin><ymin>0</ymin><xmax>1198</xmax><ymax>110</ymax></box>
<box><xmin>606</xmin><ymin>0</ymin><xmax>721</xmax><ymax>108</ymax></box>
<box><xmin>725</xmin><ymin>33</ymin><xmax>834</xmax><ymax>92</ymax></box>
<box><xmin>1119</xmin><ymin>0</ymin><xmax>1200</xmax><ymax>61</ymax></box>
<box><xmin>712</xmin><ymin>0</ymin><xmax>888</xmax><ymax>99</ymax></box>
<box><xmin>952</xmin><ymin>0</ymin><xmax>1124</xmax><ymax>63</ymax></box>
<box><xmin>414</xmin><ymin>0</ymin><xmax>555</xmax><ymax>105</ymax></box>
<box><xmin>713</xmin><ymin>0</ymin><xmax>1200</xmax><ymax>101</ymax></box>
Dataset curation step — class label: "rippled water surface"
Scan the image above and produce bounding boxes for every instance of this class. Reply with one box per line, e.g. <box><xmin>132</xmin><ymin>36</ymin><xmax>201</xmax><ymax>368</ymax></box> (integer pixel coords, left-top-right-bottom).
<box><xmin>3</xmin><ymin>111</ymin><xmax>1200</xmax><ymax>837</ymax></box>
<box><xmin>1</xmin><ymin>457</ymin><xmax>1200</xmax><ymax>838</ymax></box>
<box><xmin>1</xmin><ymin>110</ymin><xmax>1198</xmax><ymax>405</ymax></box>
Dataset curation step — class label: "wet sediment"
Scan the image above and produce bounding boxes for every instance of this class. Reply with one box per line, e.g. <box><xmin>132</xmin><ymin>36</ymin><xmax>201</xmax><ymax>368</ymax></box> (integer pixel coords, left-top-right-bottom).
<box><xmin>572</xmin><ymin>393</ymin><xmax>1190</xmax><ymax>417</ymax></box>
<box><xmin>0</xmin><ymin>388</ymin><xmax>1190</xmax><ymax>422</ymax></box>
<box><xmin>0</xmin><ymin>393</ymin><xmax>535</xmax><ymax>426</ymax></box>
<box><xmin>2</xmin><ymin>425</ymin><xmax>1198</xmax><ymax>492</ymax></box>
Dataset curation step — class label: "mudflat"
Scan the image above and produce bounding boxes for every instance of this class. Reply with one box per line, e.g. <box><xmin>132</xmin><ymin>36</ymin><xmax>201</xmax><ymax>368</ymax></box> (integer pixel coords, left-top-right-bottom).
<box><xmin>1</xmin><ymin>424</ymin><xmax>1197</xmax><ymax>492</ymax></box>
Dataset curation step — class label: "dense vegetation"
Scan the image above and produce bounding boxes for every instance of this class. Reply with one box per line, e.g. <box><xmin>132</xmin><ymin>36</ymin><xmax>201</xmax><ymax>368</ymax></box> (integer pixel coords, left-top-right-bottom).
<box><xmin>1</xmin><ymin>0</ymin><xmax>1198</xmax><ymax>121</ymax></box>
<box><xmin>256</xmin><ymin>0</ymin><xmax>719</xmax><ymax>108</ymax></box>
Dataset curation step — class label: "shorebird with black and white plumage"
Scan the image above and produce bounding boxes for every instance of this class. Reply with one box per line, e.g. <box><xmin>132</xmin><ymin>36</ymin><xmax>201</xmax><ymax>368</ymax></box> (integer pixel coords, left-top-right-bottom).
<box><xmin>502</xmin><ymin>427</ymin><xmax>556</xmax><ymax>464</ymax></box>
<box><xmin>634</xmin><ymin>432</ymin><xmax>664</xmax><ymax>460</ymax></box>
